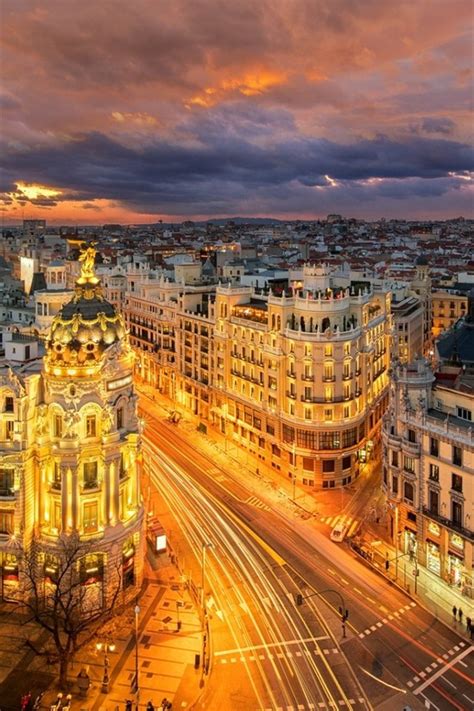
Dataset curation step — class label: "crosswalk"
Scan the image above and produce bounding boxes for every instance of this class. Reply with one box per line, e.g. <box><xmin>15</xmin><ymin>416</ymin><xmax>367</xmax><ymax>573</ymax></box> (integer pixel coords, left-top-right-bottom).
<box><xmin>246</xmin><ymin>495</ymin><xmax>271</xmax><ymax>511</ymax></box>
<box><xmin>319</xmin><ymin>513</ymin><xmax>360</xmax><ymax>538</ymax></box>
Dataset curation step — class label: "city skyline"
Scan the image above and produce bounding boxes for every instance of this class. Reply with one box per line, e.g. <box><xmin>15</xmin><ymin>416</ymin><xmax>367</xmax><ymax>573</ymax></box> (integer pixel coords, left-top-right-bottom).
<box><xmin>1</xmin><ymin>0</ymin><xmax>473</xmax><ymax>225</ymax></box>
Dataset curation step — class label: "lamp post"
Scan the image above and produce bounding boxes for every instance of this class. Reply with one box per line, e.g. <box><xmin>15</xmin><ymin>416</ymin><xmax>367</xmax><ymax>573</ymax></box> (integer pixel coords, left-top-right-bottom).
<box><xmin>134</xmin><ymin>604</ymin><xmax>140</xmax><ymax>707</ymax></box>
<box><xmin>394</xmin><ymin>504</ymin><xmax>399</xmax><ymax>581</ymax></box>
<box><xmin>201</xmin><ymin>542</ymin><xmax>213</xmax><ymax>681</ymax></box>
<box><xmin>292</xmin><ymin>441</ymin><xmax>297</xmax><ymax>502</ymax></box>
<box><xmin>96</xmin><ymin>640</ymin><xmax>116</xmax><ymax>693</ymax></box>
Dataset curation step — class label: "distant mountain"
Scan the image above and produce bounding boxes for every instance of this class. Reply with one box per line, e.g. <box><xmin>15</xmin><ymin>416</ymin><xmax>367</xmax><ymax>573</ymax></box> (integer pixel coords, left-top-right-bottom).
<box><xmin>201</xmin><ymin>217</ymin><xmax>284</xmax><ymax>226</ymax></box>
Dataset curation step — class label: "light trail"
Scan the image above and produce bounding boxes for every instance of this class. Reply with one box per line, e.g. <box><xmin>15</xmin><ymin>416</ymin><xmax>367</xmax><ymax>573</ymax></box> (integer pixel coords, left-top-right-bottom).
<box><xmin>144</xmin><ymin>433</ymin><xmax>360</xmax><ymax>710</ymax></box>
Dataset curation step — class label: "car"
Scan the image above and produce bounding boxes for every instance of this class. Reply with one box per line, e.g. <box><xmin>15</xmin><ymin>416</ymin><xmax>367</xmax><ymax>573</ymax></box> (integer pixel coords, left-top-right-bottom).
<box><xmin>330</xmin><ymin>522</ymin><xmax>348</xmax><ymax>542</ymax></box>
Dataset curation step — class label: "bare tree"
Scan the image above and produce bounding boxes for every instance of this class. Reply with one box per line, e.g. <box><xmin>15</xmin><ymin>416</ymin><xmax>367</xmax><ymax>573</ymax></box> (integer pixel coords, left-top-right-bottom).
<box><xmin>13</xmin><ymin>534</ymin><xmax>122</xmax><ymax>687</ymax></box>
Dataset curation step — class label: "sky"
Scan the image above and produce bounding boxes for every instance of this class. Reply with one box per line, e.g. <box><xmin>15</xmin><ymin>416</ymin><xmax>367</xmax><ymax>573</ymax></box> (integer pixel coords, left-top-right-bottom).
<box><xmin>0</xmin><ymin>0</ymin><xmax>473</xmax><ymax>224</ymax></box>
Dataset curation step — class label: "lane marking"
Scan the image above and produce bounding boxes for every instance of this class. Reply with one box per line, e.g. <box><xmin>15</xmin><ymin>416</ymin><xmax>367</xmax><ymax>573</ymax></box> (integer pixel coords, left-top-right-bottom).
<box><xmin>359</xmin><ymin>666</ymin><xmax>407</xmax><ymax>693</ymax></box>
<box><xmin>463</xmin><ymin>693</ymin><xmax>474</xmax><ymax>704</ymax></box>
<box><xmin>414</xmin><ymin>645</ymin><xmax>474</xmax><ymax>694</ymax></box>
<box><xmin>215</xmin><ymin>635</ymin><xmax>329</xmax><ymax>656</ymax></box>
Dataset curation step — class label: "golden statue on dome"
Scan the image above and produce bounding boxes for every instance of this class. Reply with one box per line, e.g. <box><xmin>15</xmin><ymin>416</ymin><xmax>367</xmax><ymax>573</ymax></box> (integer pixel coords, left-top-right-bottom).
<box><xmin>78</xmin><ymin>243</ymin><xmax>99</xmax><ymax>283</ymax></box>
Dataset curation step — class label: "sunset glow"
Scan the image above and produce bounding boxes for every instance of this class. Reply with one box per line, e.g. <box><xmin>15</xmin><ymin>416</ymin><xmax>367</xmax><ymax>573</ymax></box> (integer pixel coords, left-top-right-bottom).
<box><xmin>0</xmin><ymin>0</ymin><xmax>472</xmax><ymax>224</ymax></box>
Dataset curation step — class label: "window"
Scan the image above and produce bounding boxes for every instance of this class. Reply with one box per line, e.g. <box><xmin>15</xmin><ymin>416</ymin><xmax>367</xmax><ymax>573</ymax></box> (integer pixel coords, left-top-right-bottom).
<box><xmin>271</xmin><ymin>444</ymin><xmax>280</xmax><ymax>457</ymax></box>
<box><xmin>116</xmin><ymin>407</ymin><xmax>123</xmax><ymax>430</ymax></box>
<box><xmin>324</xmin><ymin>408</ymin><xmax>333</xmax><ymax>421</ymax></box>
<box><xmin>404</xmin><ymin>456</ymin><xmax>415</xmax><ymax>473</ymax></box>
<box><xmin>322</xmin><ymin>460</ymin><xmax>335</xmax><ymax>473</ymax></box>
<box><xmin>282</xmin><ymin>425</ymin><xmax>295</xmax><ymax>443</ymax></box>
<box><xmin>342</xmin><ymin>455</ymin><xmax>351</xmax><ymax>470</ymax></box>
<box><xmin>53</xmin><ymin>501</ymin><xmax>62</xmax><ymax>531</ymax></box>
<box><xmin>451</xmin><ymin>473</ymin><xmax>463</xmax><ymax>493</ymax></box>
<box><xmin>296</xmin><ymin>429</ymin><xmax>318</xmax><ymax>449</ymax></box>
<box><xmin>320</xmin><ymin>431</ymin><xmax>340</xmax><ymax>450</ymax></box>
<box><xmin>429</xmin><ymin>489</ymin><xmax>439</xmax><ymax>515</ymax></box>
<box><xmin>83</xmin><ymin>462</ymin><xmax>98</xmax><ymax>489</ymax></box>
<box><xmin>324</xmin><ymin>345</ymin><xmax>333</xmax><ymax>357</ymax></box>
<box><xmin>0</xmin><ymin>469</ymin><xmax>14</xmax><ymax>496</ymax></box>
<box><xmin>391</xmin><ymin>451</ymin><xmax>399</xmax><ymax>467</ymax></box>
<box><xmin>86</xmin><ymin>415</ymin><xmax>96</xmax><ymax>437</ymax></box>
<box><xmin>304</xmin><ymin>407</ymin><xmax>312</xmax><ymax>420</ymax></box>
<box><xmin>54</xmin><ymin>414</ymin><xmax>63</xmax><ymax>438</ymax></box>
<box><xmin>0</xmin><ymin>511</ymin><xmax>14</xmax><ymax>534</ymax></box>
<box><xmin>304</xmin><ymin>364</ymin><xmax>312</xmax><ymax>379</ymax></box>
<box><xmin>404</xmin><ymin>481</ymin><xmax>414</xmax><ymax>502</ymax></box>
<box><xmin>83</xmin><ymin>503</ymin><xmax>98</xmax><ymax>533</ymax></box>
<box><xmin>342</xmin><ymin>428</ymin><xmax>357</xmax><ymax>448</ymax></box>
<box><xmin>4</xmin><ymin>397</ymin><xmax>13</xmax><ymax>413</ymax></box>
<box><xmin>429</xmin><ymin>464</ymin><xmax>439</xmax><ymax>482</ymax></box>
<box><xmin>266</xmin><ymin>423</ymin><xmax>275</xmax><ymax>436</ymax></box>
<box><xmin>52</xmin><ymin>463</ymin><xmax>61</xmax><ymax>490</ymax></box>
<box><xmin>407</xmin><ymin>429</ymin><xmax>416</xmax><ymax>443</ymax></box>
<box><xmin>5</xmin><ymin>421</ymin><xmax>14</xmax><ymax>440</ymax></box>
<box><xmin>456</xmin><ymin>407</ymin><xmax>472</xmax><ymax>421</ymax></box>
<box><xmin>452</xmin><ymin>446</ymin><xmax>462</xmax><ymax>467</ymax></box>
<box><xmin>451</xmin><ymin>500</ymin><xmax>462</xmax><ymax>527</ymax></box>
<box><xmin>430</xmin><ymin>438</ymin><xmax>439</xmax><ymax>457</ymax></box>
<box><xmin>392</xmin><ymin>475</ymin><xmax>398</xmax><ymax>494</ymax></box>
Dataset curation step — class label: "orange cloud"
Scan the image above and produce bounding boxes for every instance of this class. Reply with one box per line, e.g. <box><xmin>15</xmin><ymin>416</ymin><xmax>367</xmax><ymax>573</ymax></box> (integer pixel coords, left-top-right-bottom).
<box><xmin>187</xmin><ymin>69</ymin><xmax>287</xmax><ymax>107</ymax></box>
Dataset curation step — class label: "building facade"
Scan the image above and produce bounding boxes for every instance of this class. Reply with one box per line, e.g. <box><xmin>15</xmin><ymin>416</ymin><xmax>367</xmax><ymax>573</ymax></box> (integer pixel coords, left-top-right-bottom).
<box><xmin>0</xmin><ymin>248</ymin><xmax>144</xmax><ymax>603</ymax></box>
<box><xmin>382</xmin><ymin>358</ymin><xmax>473</xmax><ymax>596</ymax></box>
<box><xmin>432</xmin><ymin>291</ymin><xmax>468</xmax><ymax>339</ymax></box>
<box><xmin>127</xmin><ymin>264</ymin><xmax>391</xmax><ymax>488</ymax></box>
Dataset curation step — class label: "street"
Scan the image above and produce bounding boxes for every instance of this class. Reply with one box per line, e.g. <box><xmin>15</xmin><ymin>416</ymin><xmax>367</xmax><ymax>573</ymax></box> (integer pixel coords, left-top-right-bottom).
<box><xmin>141</xmin><ymin>398</ymin><xmax>474</xmax><ymax>711</ymax></box>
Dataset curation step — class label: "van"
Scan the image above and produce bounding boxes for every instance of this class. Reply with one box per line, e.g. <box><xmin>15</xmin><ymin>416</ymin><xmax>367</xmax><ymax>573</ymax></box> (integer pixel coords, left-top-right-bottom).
<box><xmin>330</xmin><ymin>522</ymin><xmax>348</xmax><ymax>542</ymax></box>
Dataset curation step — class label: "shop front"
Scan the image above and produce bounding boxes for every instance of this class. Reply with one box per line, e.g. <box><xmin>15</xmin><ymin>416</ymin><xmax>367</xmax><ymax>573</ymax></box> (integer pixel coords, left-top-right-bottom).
<box><xmin>404</xmin><ymin>528</ymin><xmax>417</xmax><ymax>558</ymax></box>
<box><xmin>426</xmin><ymin>540</ymin><xmax>441</xmax><ymax>576</ymax></box>
<box><xmin>122</xmin><ymin>539</ymin><xmax>135</xmax><ymax>589</ymax></box>
<box><xmin>0</xmin><ymin>552</ymin><xmax>19</xmax><ymax>600</ymax></box>
<box><xmin>447</xmin><ymin>533</ymin><xmax>465</xmax><ymax>587</ymax></box>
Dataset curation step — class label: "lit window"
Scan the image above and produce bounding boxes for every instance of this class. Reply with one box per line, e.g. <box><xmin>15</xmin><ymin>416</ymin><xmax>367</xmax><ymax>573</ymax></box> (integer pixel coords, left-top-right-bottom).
<box><xmin>83</xmin><ymin>503</ymin><xmax>98</xmax><ymax>533</ymax></box>
<box><xmin>86</xmin><ymin>415</ymin><xmax>96</xmax><ymax>437</ymax></box>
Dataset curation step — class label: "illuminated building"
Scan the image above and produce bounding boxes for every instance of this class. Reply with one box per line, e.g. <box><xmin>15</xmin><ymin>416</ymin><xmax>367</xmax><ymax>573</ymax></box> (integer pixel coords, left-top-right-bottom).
<box><xmin>127</xmin><ymin>263</ymin><xmax>391</xmax><ymax>488</ymax></box>
<box><xmin>382</xmin><ymin>358</ymin><xmax>473</xmax><ymax>594</ymax></box>
<box><xmin>0</xmin><ymin>246</ymin><xmax>144</xmax><ymax>602</ymax></box>
<box><xmin>431</xmin><ymin>291</ymin><xmax>468</xmax><ymax>339</ymax></box>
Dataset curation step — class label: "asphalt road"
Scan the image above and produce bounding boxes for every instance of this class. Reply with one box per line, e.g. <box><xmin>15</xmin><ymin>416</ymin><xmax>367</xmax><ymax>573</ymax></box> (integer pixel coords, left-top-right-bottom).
<box><xmin>140</xmin><ymin>399</ymin><xmax>474</xmax><ymax>711</ymax></box>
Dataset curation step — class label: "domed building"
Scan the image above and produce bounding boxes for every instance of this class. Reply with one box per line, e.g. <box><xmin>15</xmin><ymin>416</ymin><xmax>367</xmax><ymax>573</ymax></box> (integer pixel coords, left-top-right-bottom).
<box><xmin>0</xmin><ymin>245</ymin><xmax>144</xmax><ymax>604</ymax></box>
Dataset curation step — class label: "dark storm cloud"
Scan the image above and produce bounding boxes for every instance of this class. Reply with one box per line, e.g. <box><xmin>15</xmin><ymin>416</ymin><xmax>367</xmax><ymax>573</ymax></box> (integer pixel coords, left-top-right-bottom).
<box><xmin>2</xmin><ymin>129</ymin><xmax>472</xmax><ymax>214</ymax></box>
<box><xmin>420</xmin><ymin>117</ymin><xmax>456</xmax><ymax>134</ymax></box>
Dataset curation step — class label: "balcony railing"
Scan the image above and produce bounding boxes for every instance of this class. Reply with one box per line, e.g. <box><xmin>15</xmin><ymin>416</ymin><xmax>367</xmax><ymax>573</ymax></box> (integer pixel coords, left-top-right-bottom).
<box><xmin>422</xmin><ymin>507</ymin><xmax>472</xmax><ymax>541</ymax></box>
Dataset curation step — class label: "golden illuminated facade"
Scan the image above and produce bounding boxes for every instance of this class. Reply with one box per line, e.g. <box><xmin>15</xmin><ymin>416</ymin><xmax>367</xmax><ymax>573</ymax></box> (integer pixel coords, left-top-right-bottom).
<box><xmin>382</xmin><ymin>359</ymin><xmax>473</xmax><ymax>594</ymax></box>
<box><xmin>0</xmin><ymin>247</ymin><xmax>144</xmax><ymax>602</ymax></box>
<box><xmin>127</xmin><ymin>264</ymin><xmax>391</xmax><ymax>488</ymax></box>
<box><xmin>431</xmin><ymin>291</ymin><xmax>468</xmax><ymax>339</ymax></box>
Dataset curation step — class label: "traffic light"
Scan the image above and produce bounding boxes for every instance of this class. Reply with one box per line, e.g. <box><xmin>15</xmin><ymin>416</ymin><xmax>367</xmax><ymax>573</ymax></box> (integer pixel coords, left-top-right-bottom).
<box><xmin>296</xmin><ymin>593</ymin><xmax>303</xmax><ymax>606</ymax></box>
<box><xmin>385</xmin><ymin>559</ymin><xmax>390</xmax><ymax>571</ymax></box>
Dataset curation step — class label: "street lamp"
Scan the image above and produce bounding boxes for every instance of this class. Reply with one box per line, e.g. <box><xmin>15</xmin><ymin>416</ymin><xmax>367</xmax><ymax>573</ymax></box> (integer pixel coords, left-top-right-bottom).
<box><xmin>201</xmin><ymin>542</ymin><xmax>213</xmax><ymax>683</ymax></box>
<box><xmin>96</xmin><ymin>640</ymin><xmax>116</xmax><ymax>693</ymax></box>
<box><xmin>201</xmin><ymin>542</ymin><xmax>213</xmax><ymax>612</ymax></box>
<box><xmin>134</xmin><ymin>604</ymin><xmax>140</xmax><ymax>706</ymax></box>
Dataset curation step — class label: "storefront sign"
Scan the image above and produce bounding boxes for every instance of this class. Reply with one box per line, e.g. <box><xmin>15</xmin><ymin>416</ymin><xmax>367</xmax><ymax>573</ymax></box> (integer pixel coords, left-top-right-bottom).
<box><xmin>450</xmin><ymin>533</ymin><xmax>464</xmax><ymax>551</ymax></box>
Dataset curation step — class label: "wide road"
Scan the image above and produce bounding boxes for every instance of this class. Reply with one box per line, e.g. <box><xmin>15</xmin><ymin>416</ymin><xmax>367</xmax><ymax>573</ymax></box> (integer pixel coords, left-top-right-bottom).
<box><xmin>140</xmin><ymin>398</ymin><xmax>474</xmax><ymax>711</ymax></box>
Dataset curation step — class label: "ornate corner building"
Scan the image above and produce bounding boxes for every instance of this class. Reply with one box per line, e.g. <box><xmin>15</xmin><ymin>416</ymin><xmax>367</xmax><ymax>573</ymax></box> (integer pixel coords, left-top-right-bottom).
<box><xmin>0</xmin><ymin>248</ymin><xmax>144</xmax><ymax>603</ymax></box>
<box><xmin>382</xmin><ymin>358</ymin><xmax>473</xmax><ymax>595</ymax></box>
<box><xmin>127</xmin><ymin>264</ymin><xmax>391</xmax><ymax>488</ymax></box>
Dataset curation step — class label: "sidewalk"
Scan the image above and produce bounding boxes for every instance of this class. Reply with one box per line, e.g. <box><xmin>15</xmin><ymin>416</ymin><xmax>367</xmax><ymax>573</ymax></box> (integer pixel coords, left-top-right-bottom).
<box><xmin>39</xmin><ymin>550</ymin><xmax>203</xmax><ymax>711</ymax></box>
<box><xmin>357</xmin><ymin>520</ymin><xmax>473</xmax><ymax>637</ymax></box>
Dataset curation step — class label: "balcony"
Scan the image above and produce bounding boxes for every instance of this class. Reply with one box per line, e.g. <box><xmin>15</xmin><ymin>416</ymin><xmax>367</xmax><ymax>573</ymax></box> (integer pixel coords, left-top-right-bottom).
<box><xmin>322</xmin><ymin>375</ymin><xmax>336</xmax><ymax>382</ymax></box>
<box><xmin>301</xmin><ymin>374</ymin><xmax>314</xmax><ymax>382</ymax></box>
<box><xmin>402</xmin><ymin>440</ymin><xmax>420</xmax><ymax>456</ymax></box>
<box><xmin>0</xmin><ymin>488</ymin><xmax>15</xmax><ymax>498</ymax></box>
<box><xmin>287</xmin><ymin>370</ymin><xmax>296</xmax><ymax>378</ymax></box>
<box><xmin>286</xmin><ymin>391</ymin><xmax>297</xmax><ymax>400</ymax></box>
<box><xmin>342</xmin><ymin>373</ymin><xmax>352</xmax><ymax>381</ymax></box>
<box><xmin>422</xmin><ymin>507</ymin><xmax>473</xmax><ymax>541</ymax></box>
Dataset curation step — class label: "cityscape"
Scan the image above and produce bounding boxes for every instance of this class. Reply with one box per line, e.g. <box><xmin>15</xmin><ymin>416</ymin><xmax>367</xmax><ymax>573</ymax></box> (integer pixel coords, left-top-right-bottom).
<box><xmin>0</xmin><ymin>2</ymin><xmax>473</xmax><ymax>711</ymax></box>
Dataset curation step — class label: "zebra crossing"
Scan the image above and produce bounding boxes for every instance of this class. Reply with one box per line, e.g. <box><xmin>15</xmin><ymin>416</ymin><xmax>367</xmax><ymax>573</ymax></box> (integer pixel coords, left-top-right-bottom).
<box><xmin>320</xmin><ymin>513</ymin><xmax>360</xmax><ymax>538</ymax></box>
<box><xmin>246</xmin><ymin>495</ymin><xmax>272</xmax><ymax>511</ymax></box>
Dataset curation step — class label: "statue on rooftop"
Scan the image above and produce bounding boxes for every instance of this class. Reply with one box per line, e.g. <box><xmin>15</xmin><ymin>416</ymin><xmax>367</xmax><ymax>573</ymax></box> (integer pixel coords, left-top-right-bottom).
<box><xmin>78</xmin><ymin>243</ymin><xmax>97</xmax><ymax>281</ymax></box>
